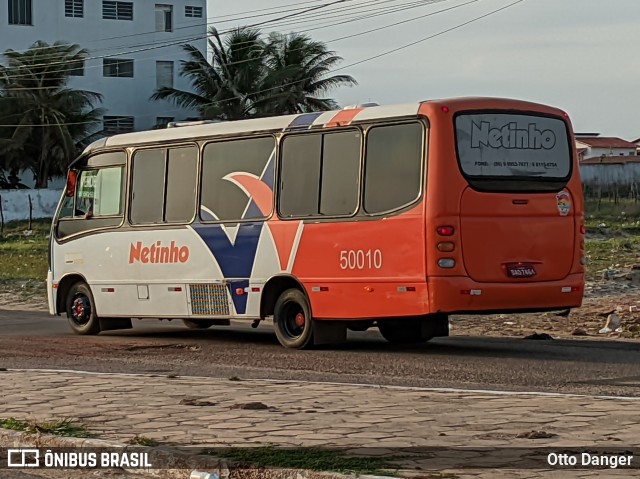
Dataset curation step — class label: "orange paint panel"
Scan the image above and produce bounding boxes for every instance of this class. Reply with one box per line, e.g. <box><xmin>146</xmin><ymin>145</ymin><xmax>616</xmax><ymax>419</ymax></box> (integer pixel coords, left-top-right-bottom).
<box><xmin>225</xmin><ymin>173</ymin><xmax>273</xmax><ymax>216</ymax></box>
<box><xmin>291</xmin><ymin>206</ymin><xmax>425</xmax><ymax>282</ymax></box>
<box><xmin>308</xmin><ymin>282</ymin><xmax>429</xmax><ymax>319</ymax></box>
<box><xmin>268</xmin><ymin>220</ymin><xmax>301</xmax><ymax>271</ymax></box>
<box><xmin>427</xmin><ymin>274</ymin><xmax>583</xmax><ymax>313</ymax></box>
<box><xmin>324</xmin><ymin>108</ymin><xmax>363</xmax><ymax>128</ymax></box>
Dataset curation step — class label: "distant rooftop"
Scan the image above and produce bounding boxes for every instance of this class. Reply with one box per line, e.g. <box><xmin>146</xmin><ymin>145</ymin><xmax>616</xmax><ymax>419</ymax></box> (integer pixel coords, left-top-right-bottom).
<box><xmin>575</xmin><ymin>137</ymin><xmax>637</xmax><ymax>149</ymax></box>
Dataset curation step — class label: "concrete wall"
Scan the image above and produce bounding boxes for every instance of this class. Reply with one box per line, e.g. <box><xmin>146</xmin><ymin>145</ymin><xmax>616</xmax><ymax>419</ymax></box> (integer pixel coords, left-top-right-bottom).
<box><xmin>580</xmin><ymin>163</ymin><xmax>640</xmax><ymax>187</ymax></box>
<box><xmin>0</xmin><ymin>189</ymin><xmax>62</xmax><ymax>223</ymax></box>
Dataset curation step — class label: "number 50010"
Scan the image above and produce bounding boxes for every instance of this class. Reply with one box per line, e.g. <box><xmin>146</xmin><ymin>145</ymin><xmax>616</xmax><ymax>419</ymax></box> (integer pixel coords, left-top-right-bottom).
<box><xmin>339</xmin><ymin>249</ymin><xmax>383</xmax><ymax>270</ymax></box>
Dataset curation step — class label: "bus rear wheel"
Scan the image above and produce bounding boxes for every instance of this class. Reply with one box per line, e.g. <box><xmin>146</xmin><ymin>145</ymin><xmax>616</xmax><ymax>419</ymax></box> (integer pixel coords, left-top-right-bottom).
<box><xmin>66</xmin><ymin>282</ymin><xmax>101</xmax><ymax>335</ymax></box>
<box><xmin>273</xmin><ymin>288</ymin><xmax>314</xmax><ymax>349</ymax></box>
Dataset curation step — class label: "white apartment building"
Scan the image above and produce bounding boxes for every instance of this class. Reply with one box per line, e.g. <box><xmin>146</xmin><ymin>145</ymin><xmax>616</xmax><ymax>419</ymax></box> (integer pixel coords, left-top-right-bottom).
<box><xmin>1</xmin><ymin>0</ymin><xmax>208</xmax><ymax>134</ymax></box>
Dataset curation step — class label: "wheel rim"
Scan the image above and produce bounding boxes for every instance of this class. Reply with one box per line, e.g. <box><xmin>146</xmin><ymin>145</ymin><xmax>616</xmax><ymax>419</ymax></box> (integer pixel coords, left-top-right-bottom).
<box><xmin>70</xmin><ymin>294</ymin><xmax>92</xmax><ymax>326</ymax></box>
<box><xmin>281</xmin><ymin>301</ymin><xmax>306</xmax><ymax>339</ymax></box>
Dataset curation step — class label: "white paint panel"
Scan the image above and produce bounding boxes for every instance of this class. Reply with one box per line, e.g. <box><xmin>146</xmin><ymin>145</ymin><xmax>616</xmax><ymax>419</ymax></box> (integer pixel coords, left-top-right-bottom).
<box><xmin>312</xmin><ymin>111</ymin><xmax>339</xmax><ymax>126</ymax></box>
<box><xmin>353</xmin><ymin>103</ymin><xmax>420</xmax><ymax>122</ymax></box>
<box><xmin>104</xmin><ymin>115</ymin><xmax>299</xmax><ymax>148</ymax></box>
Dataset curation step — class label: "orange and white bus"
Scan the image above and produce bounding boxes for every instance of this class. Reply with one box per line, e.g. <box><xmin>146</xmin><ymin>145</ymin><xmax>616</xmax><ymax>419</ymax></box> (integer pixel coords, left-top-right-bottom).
<box><xmin>47</xmin><ymin>97</ymin><xmax>585</xmax><ymax>349</ymax></box>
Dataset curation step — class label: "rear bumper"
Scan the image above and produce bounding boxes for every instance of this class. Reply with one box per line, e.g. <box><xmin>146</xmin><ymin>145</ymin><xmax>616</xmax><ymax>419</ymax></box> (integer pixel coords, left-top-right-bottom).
<box><xmin>428</xmin><ymin>274</ymin><xmax>584</xmax><ymax>314</ymax></box>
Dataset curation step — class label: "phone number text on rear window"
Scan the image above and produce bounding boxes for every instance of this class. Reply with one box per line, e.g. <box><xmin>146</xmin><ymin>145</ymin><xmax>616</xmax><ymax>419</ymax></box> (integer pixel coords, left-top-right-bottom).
<box><xmin>455</xmin><ymin>113</ymin><xmax>571</xmax><ymax>179</ymax></box>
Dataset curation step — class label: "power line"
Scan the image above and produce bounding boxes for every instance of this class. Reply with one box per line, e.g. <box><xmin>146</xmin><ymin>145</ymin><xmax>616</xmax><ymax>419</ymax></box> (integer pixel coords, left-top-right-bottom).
<box><xmin>0</xmin><ymin>0</ymin><xmax>355</xmax><ymax>82</ymax></box>
<box><xmin>0</xmin><ymin>0</ymin><xmax>449</xmax><ymax>82</ymax></box>
<box><xmin>0</xmin><ymin>0</ymin><xmax>457</xmax><ymax>90</ymax></box>
<box><xmin>0</xmin><ymin>0</ymin><xmax>526</xmax><ymax>127</ymax></box>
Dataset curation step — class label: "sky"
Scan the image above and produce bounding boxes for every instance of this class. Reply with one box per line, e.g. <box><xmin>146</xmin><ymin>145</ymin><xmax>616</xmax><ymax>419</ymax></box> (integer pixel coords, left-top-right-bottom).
<box><xmin>207</xmin><ymin>0</ymin><xmax>640</xmax><ymax>140</ymax></box>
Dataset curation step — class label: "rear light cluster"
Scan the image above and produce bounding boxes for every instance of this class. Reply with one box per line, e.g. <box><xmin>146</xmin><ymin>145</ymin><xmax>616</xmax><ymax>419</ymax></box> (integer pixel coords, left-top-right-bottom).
<box><xmin>436</xmin><ymin>225</ymin><xmax>456</xmax><ymax>269</ymax></box>
<box><xmin>579</xmin><ymin>223</ymin><xmax>586</xmax><ymax>267</ymax></box>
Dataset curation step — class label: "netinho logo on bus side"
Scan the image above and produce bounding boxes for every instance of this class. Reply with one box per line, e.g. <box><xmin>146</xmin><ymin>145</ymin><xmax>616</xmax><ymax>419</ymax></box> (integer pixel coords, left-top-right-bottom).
<box><xmin>471</xmin><ymin>122</ymin><xmax>557</xmax><ymax>150</ymax></box>
<box><xmin>129</xmin><ymin>241</ymin><xmax>189</xmax><ymax>264</ymax></box>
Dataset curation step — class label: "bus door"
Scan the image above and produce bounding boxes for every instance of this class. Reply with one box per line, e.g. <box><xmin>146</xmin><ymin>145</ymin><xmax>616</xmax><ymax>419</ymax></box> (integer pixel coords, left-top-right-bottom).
<box><xmin>454</xmin><ymin>112</ymin><xmax>576</xmax><ymax>283</ymax></box>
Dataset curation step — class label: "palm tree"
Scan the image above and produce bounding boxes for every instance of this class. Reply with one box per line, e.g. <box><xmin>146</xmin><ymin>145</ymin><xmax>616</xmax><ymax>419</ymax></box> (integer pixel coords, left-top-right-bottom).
<box><xmin>151</xmin><ymin>27</ymin><xmax>357</xmax><ymax>121</ymax></box>
<box><xmin>0</xmin><ymin>41</ymin><xmax>103</xmax><ymax>188</ymax></box>
<box><xmin>259</xmin><ymin>32</ymin><xmax>357</xmax><ymax>115</ymax></box>
<box><xmin>152</xmin><ymin>27</ymin><xmax>266</xmax><ymax>121</ymax></box>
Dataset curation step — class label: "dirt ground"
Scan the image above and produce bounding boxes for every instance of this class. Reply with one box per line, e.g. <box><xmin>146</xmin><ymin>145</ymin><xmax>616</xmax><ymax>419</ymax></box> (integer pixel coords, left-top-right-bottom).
<box><xmin>1</xmin><ymin>275</ymin><xmax>638</xmax><ymax>341</ymax></box>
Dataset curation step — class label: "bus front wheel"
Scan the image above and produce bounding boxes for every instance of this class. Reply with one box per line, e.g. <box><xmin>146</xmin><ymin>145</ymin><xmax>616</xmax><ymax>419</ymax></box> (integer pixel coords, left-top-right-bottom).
<box><xmin>66</xmin><ymin>282</ymin><xmax>101</xmax><ymax>335</ymax></box>
<box><xmin>273</xmin><ymin>288</ymin><xmax>314</xmax><ymax>349</ymax></box>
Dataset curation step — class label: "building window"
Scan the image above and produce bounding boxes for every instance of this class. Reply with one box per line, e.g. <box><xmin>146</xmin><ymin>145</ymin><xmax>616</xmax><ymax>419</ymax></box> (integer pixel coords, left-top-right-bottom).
<box><xmin>65</xmin><ymin>0</ymin><xmax>83</xmax><ymax>17</ymax></box>
<box><xmin>68</xmin><ymin>60</ymin><xmax>85</xmax><ymax>76</ymax></box>
<box><xmin>103</xmin><ymin>116</ymin><xmax>134</xmax><ymax>135</ymax></box>
<box><xmin>8</xmin><ymin>0</ymin><xmax>32</xmax><ymax>25</ymax></box>
<box><xmin>155</xmin><ymin>117</ymin><xmax>174</xmax><ymax>129</ymax></box>
<box><xmin>103</xmin><ymin>1</ymin><xmax>133</xmax><ymax>20</ymax></box>
<box><xmin>103</xmin><ymin>58</ymin><xmax>134</xmax><ymax>77</ymax></box>
<box><xmin>155</xmin><ymin>4</ymin><xmax>172</xmax><ymax>32</ymax></box>
<box><xmin>156</xmin><ymin>61</ymin><xmax>173</xmax><ymax>89</ymax></box>
<box><xmin>185</xmin><ymin>5</ymin><xmax>202</xmax><ymax>17</ymax></box>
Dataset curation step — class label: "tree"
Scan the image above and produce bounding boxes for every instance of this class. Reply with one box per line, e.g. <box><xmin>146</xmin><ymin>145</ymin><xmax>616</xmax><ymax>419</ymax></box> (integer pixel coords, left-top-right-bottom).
<box><xmin>152</xmin><ymin>27</ymin><xmax>267</xmax><ymax>121</ymax></box>
<box><xmin>0</xmin><ymin>41</ymin><xmax>103</xmax><ymax>188</ymax></box>
<box><xmin>258</xmin><ymin>32</ymin><xmax>357</xmax><ymax>115</ymax></box>
<box><xmin>152</xmin><ymin>26</ymin><xmax>356</xmax><ymax>121</ymax></box>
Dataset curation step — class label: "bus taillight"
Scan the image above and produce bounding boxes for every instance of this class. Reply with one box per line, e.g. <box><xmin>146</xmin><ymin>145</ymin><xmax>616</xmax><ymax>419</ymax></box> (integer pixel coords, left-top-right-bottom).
<box><xmin>437</xmin><ymin>258</ymin><xmax>456</xmax><ymax>269</ymax></box>
<box><xmin>437</xmin><ymin>242</ymin><xmax>455</xmax><ymax>252</ymax></box>
<box><xmin>580</xmin><ymin>225</ymin><xmax>586</xmax><ymax>234</ymax></box>
<box><xmin>437</xmin><ymin>226</ymin><xmax>455</xmax><ymax>236</ymax></box>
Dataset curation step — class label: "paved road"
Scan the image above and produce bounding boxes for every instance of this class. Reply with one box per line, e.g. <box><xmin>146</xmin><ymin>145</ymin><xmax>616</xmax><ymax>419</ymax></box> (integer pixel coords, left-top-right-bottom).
<box><xmin>0</xmin><ymin>309</ymin><xmax>639</xmax><ymax>396</ymax></box>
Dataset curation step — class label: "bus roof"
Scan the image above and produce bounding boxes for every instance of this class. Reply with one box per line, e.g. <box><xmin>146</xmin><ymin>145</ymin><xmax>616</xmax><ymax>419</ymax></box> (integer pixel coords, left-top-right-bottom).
<box><xmin>83</xmin><ymin>97</ymin><xmax>566</xmax><ymax>154</ymax></box>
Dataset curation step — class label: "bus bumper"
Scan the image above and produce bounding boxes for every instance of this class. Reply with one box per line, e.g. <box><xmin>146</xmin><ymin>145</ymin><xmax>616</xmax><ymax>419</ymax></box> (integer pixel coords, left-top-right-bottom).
<box><xmin>46</xmin><ymin>270</ymin><xmax>56</xmax><ymax>316</ymax></box>
<box><xmin>428</xmin><ymin>274</ymin><xmax>584</xmax><ymax>314</ymax></box>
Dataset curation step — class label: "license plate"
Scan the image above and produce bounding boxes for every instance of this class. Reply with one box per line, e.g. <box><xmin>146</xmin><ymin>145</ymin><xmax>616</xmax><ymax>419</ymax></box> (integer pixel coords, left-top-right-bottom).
<box><xmin>506</xmin><ymin>263</ymin><xmax>537</xmax><ymax>278</ymax></box>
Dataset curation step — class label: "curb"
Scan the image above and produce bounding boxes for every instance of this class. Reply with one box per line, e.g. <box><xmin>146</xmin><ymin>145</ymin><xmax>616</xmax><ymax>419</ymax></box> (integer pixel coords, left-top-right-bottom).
<box><xmin>0</xmin><ymin>429</ymin><xmax>401</xmax><ymax>479</ymax></box>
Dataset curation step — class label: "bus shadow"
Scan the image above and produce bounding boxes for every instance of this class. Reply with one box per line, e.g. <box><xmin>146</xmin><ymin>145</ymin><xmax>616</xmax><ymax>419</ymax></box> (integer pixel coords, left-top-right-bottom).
<box><xmin>107</xmin><ymin>323</ymin><xmax>640</xmax><ymax>365</ymax></box>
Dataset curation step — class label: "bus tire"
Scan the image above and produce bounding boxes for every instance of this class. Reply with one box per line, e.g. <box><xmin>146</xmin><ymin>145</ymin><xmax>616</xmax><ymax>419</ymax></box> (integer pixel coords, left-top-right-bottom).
<box><xmin>273</xmin><ymin>288</ymin><xmax>314</xmax><ymax>349</ymax></box>
<box><xmin>66</xmin><ymin>282</ymin><xmax>101</xmax><ymax>335</ymax></box>
<box><xmin>378</xmin><ymin>318</ymin><xmax>433</xmax><ymax>344</ymax></box>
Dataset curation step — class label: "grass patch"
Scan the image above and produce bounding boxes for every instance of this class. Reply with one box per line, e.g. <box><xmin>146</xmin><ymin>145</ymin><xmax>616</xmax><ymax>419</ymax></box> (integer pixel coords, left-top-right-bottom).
<box><xmin>202</xmin><ymin>447</ymin><xmax>397</xmax><ymax>475</ymax></box>
<box><xmin>0</xmin><ymin>418</ymin><xmax>91</xmax><ymax>438</ymax></box>
<box><xmin>0</xmin><ymin>219</ymin><xmax>50</xmax><ymax>281</ymax></box>
<box><xmin>127</xmin><ymin>435</ymin><xmax>160</xmax><ymax>447</ymax></box>
<box><xmin>585</xmin><ymin>237</ymin><xmax>640</xmax><ymax>280</ymax></box>
<box><xmin>584</xmin><ymin>198</ymin><xmax>640</xmax><ymax>218</ymax></box>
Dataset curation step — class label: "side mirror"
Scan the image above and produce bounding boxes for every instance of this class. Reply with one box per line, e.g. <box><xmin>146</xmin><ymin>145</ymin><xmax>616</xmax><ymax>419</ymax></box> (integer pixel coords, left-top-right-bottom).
<box><xmin>65</xmin><ymin>171</ymin><xmax>77</xmax><ymax>197</ymax></box>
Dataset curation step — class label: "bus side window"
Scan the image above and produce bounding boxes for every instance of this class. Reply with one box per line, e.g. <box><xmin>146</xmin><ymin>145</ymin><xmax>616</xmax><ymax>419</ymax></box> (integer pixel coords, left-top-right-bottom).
<box><xmin>75</xmin><ymin>167</ymin><xmax>124</xmax><ymax>218</ymax></box>
<box><xmin>55</xmin><ymin>164</ymin><xmax>125</xmax><ymax>239</ymax></box>
<box><xmin>364</xmin><ymin>123</ymin><xmax>423</xmax><ymax>214</ymax></box>
<box><xmin>130</xmin><ymin>149</ymin><xmax>166</xmax><ymax>224</ymax></box>
<box><xmin>200</xmin><ymin>137</ymin><xmax>276</xmax><ymax>222</ymax></box>
<box><xmin>279</xmin><ymin>130</ymin><xmax>361</xmax><ymax>218</ymax></box>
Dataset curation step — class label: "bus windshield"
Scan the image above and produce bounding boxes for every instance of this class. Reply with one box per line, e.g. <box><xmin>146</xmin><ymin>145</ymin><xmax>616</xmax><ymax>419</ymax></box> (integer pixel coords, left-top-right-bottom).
<box><xmin>455</xmin><ymin>112</ymin><xmax>572</xmax><ymax>192</ymax></box>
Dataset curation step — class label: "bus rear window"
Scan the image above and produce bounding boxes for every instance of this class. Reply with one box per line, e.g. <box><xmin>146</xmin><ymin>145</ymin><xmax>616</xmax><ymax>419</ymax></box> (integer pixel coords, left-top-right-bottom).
<box><xmin>455</xmin><ymin>113</ymin><xmax>572</xmax><ymax>192</ymax></box>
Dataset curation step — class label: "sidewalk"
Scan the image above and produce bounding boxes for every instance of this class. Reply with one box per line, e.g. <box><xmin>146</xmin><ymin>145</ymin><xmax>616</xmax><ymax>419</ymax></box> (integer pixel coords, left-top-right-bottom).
<box><xmin>1</xmin><ymin>369</ymin><xmax>639</xmax><ymax>478</ymax></box>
